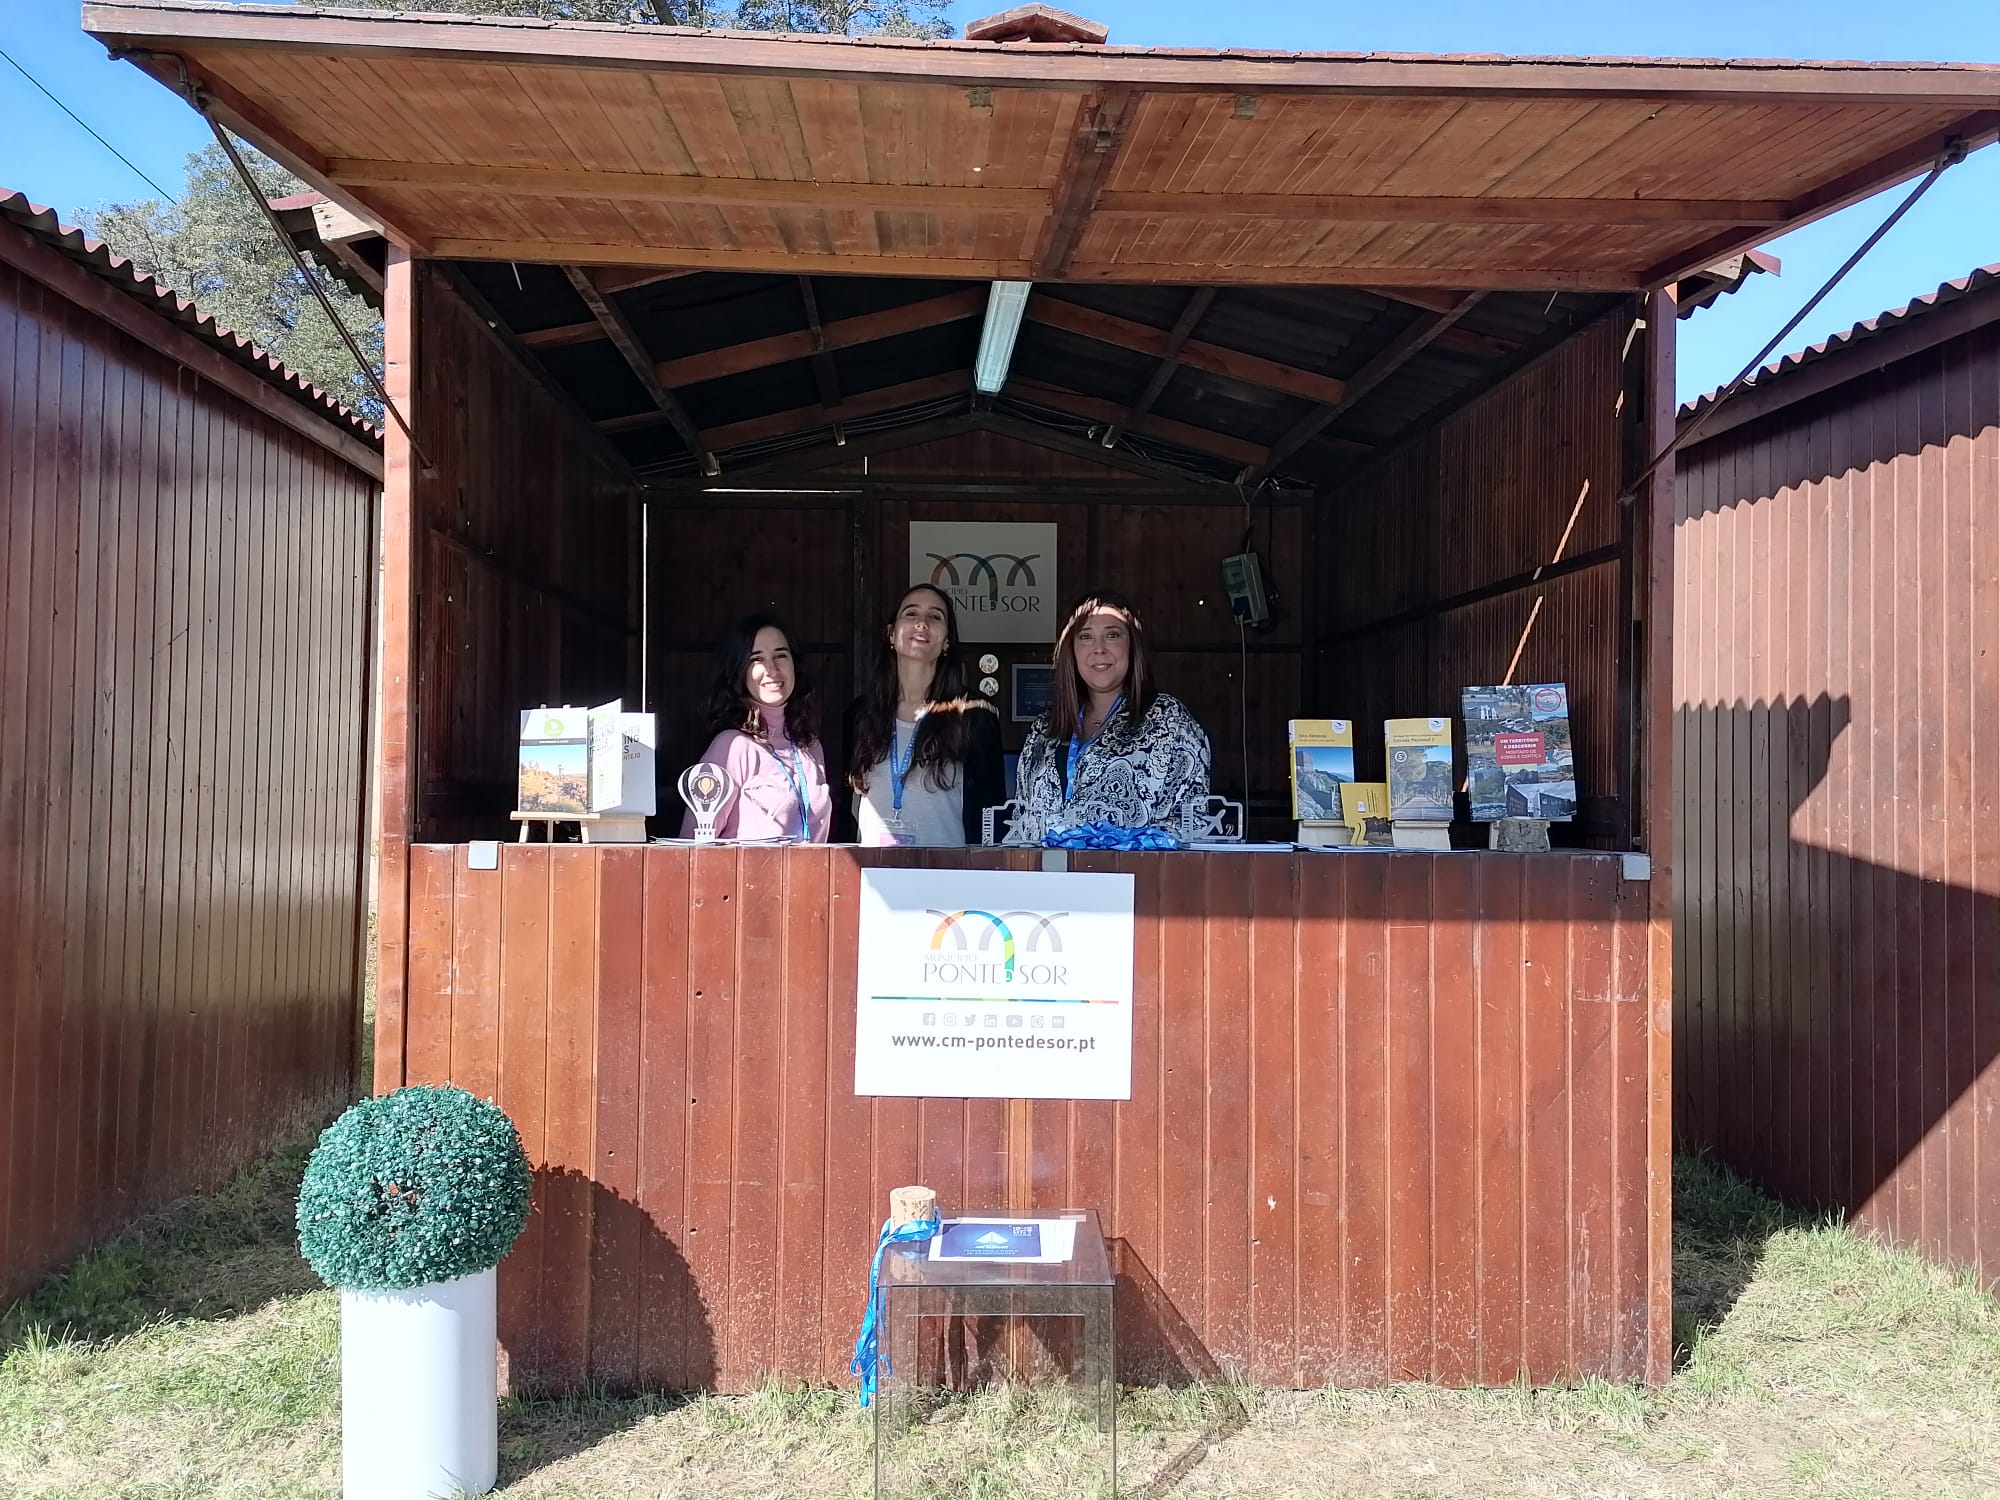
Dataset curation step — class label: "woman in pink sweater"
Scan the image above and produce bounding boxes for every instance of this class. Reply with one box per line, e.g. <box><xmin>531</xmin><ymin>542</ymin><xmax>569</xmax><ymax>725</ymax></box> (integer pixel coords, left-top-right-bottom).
<box><xmin>681</xmin><ymin>612</ymin><xmax>832</xmax><ymax>842</ymax></box>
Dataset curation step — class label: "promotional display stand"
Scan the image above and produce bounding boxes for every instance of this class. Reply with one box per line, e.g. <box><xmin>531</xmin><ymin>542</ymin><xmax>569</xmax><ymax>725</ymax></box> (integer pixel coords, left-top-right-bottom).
<box><xmin>873</xmin><ymin>1210</ymin><xmax>1116</xmax><ymax>1499</ymax></box>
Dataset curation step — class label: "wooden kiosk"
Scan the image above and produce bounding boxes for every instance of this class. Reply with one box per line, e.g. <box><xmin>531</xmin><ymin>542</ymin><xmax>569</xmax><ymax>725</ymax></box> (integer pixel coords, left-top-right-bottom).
<box><xmin>88</xmin><ymin>0</ymin><xmax>2000</xmax><ymax>1395</ymax></box>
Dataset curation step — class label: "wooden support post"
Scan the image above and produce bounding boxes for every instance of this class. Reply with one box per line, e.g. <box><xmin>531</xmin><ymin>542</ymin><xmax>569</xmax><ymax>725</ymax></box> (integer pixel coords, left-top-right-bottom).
<box><xmin>373</xmin><ymin>247</ymin><xmax>418</xmax><ymax>1097</ymax></box>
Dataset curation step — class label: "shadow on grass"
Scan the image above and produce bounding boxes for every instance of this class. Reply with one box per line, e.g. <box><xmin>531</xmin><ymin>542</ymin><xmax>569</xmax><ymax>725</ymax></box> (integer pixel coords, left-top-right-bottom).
<box><xmin>0</xmin><ymin>1140</ymin><xmax>324</xmax><ymax>1356</ymax></box>
<box><xmin>1670</xmin><ymin>1151</ymin><xmax>1820</xmax><ymax>1372</ymax></box>
<box><xmin>496</xmin><ymin>1382</ymin><xmax>707</xmax><ymax>1483</ymax></box>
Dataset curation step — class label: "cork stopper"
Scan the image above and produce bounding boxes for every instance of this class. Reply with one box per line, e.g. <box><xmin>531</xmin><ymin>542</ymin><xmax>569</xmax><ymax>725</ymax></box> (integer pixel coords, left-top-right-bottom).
<box><xmin>889</xmin><ymin>1185</ymin><xmax>939</xmax><ymax>1228</ymax></box>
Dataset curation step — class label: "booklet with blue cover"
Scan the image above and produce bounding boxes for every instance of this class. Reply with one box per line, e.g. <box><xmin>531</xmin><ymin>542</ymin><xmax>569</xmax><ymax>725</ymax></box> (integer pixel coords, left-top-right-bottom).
<box><xmin>937</xmin><ymin>1221</ymin><xmax>1044</xmax><ymax>1259</ymax></box>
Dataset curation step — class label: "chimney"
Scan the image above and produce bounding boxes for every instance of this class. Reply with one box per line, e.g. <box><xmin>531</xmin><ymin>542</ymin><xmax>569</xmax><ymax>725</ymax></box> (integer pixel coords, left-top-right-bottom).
<box><xmin>964</xmin><ymin>5</ymin><xmax>1109</xmax><ymax>44</ymax></box>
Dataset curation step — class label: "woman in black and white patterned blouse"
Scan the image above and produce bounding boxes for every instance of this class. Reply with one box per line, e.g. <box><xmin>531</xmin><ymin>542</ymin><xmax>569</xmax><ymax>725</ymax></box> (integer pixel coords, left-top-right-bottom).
<box><xmin>1013</xmin><ymin>589</ymin><xmax>1211</xmax><ymax>836</ymax></box>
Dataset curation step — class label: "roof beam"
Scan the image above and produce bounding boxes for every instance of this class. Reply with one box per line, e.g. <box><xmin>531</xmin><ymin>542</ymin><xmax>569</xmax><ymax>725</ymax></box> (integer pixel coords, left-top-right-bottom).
<box><xmin>562</xmin><ymin>264</ymin><xmax>712</xmax><ymax>468</ymax></box>
<box><xmin>1245</xmin><ymin>294</ymin><xmax>1487</xmax><ymax>484</ymax></box>
<box><xmin>655</xmin><ymin>288</ymin><xmax>985</xmax><ymax>388</ymax></box>
<box><xmin>1104</xmin><ymin>286</ymin><xmax>1215</xmax><ymax>449</ymax></box>
<box><xmin>431</xmin><ymin>239</ymin><xmax>1033</xmax><ymax>281</ymax></box>
<box><xmin>327</xmin><ymin>158</ymin><xmax>1052</xmax><ymax>215</ymax></box>
<box><xmin>1028</xmin><ymin>293</ymin><xmax>1346</xmax><ymax>405</ymax></box>
<box><xmin>1011</xmin><ymin>378</ymin><xmax>1270</xmax><ymax>469</ymax></box>
<box><xmin>611</xmin><ymin>372</ymin><xmax>972</xmax><ymax>453</ymax></box>
<box><xmin>796</xmin><ymin>276</ymin><xmax>844</xmax><ymax>428</ymax></box>
<box><xmin>1033</xmin><ymin>86</ymin><xmax>1135</xmax><ymax>279</ymax></box>
<box><xmin>1095</xmin><ymin>192</ymin><xmax>1793</xmax><ymax>224</ymax></box>
<box><xmin>590</xmin><ymin>266</ymin><xmax>699</xmax><ymax>295</ymax></box>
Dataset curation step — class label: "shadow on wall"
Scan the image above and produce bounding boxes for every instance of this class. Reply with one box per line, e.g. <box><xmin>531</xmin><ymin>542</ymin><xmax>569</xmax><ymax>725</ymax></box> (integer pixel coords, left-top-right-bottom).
<box><xmin>1674</xmin><ymin>692</ymin><xmax>1998</xmax><ymax>1288</ymax></box>
<box><xmin>500</xmin><ymin>1167</ymin><xmax>717</xmax><ymax>1400</ymax></box>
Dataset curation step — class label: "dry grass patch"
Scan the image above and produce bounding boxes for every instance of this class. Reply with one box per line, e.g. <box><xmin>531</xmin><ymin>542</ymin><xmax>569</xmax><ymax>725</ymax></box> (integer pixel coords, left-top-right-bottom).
<box><xmin>2</xmin><ymin>1153</ymin><xmax>1996</xmax><ymax>1499</ymax></box>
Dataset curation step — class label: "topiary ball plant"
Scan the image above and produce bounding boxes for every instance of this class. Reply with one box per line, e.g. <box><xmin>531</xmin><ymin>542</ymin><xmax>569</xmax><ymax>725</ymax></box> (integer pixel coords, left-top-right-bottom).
<box><xmin>298</xmin><ymin>1085</ymin><xmax>532</xmax><ymax>1293</ymax></box>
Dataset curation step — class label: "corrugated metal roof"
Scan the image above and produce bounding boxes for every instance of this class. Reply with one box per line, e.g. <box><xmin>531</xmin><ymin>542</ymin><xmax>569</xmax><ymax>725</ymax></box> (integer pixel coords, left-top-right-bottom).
<box><xmin>1682</xmin><ymin>263</ymin><xmax>2000</xmax><ymax>419</ymax></box>
<box><xmin>0</xmin><ymin>187</ymin><xmax>379</xmax><ymax>440</ymax></box>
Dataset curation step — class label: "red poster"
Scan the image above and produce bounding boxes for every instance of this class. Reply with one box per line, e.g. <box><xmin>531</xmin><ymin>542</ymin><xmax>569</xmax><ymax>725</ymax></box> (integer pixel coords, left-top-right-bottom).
<box><xmin>1494</xmin><ymin>732</ymin><xmax>1546</xmax><ymax>767</ymax></box>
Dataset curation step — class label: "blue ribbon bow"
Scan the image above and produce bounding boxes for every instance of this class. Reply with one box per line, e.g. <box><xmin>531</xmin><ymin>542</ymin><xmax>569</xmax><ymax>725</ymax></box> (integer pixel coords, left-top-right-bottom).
<box><xmin>849</xmin><ymin>1211</ymin><xmax>941</xmax><ymax>1407</ymax></box>
<box><xmin>1043</xmin><ymin>821</ymin><xmax>1181</xmax><ymax>851</ymax></box>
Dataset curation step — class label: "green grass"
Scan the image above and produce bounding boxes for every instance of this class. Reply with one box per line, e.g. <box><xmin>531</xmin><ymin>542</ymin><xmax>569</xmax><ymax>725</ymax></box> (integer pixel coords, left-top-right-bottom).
<box><xmin>2</xmin><ymin>1151</ymin><xmax>1997</xmax><ymax>1499</ymax></box>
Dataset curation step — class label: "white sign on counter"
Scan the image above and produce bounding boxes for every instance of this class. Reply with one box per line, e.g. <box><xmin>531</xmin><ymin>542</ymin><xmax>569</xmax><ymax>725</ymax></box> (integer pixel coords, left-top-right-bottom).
<box><xmin>854</xmin><ymin>867</ymin><xmax>1134</xmax><ymax>1100</ymax></box>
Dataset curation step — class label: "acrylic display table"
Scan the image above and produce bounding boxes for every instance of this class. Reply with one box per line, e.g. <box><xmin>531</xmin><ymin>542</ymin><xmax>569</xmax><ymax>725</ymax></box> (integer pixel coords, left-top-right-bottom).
<box><xmin>873</xmin><ymin>1209</ymin><xmax>1116</xmax><ymax>1499</ymax></box>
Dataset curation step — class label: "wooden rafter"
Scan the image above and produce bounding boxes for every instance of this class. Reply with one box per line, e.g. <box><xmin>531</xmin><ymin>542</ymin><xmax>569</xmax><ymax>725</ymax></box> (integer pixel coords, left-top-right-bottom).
<box><xmin>1032</xmin><ymin>86</ymin><xmax>1135</xmax><ymax>280</ymax></box>
<box><xmin>1245</xmin><ymin>294</ymin><xmax>1488</xmax><ymax>484</ymax></box>
<box><xmin>562</xmin><ymin>265</ymin><xmax>711</xmax><ymax>468</ymax></box>
<box><xmin>1104</xmin><ymin>286</ymin><xmax>1215</xmax><ymax>449</ymax></box>
<box><xmin>656</xmin><ymin>288</ymin><xmax>985</xmax><ymax>388</ymax></box>
<box><xmin>1093</xmin><ymin>192</ymin><xmax>1793</xmax><ymax>224</ymax></box>
<box><xmin>1011</xmin><ymin>378</ymin><xmax>1269</xmax><ymax>469</ymax></box>
<box><xmin>591</xmin><ymin>266</ymin><xmax>699</xmax><ymax>295</ymax></box>
<box><xmin>1028</xmin><ymin>293</ymin><xmax>1345</xmax><ymax>406</ymax></box>
<box><xmin>796</xmin><ymin>277</ymin><xmax>844</xmax><ymax>432</ymax></box>
<box><xmin>611</xmin><ymin>372</ymin><xmax>972</xmax><ymax>453</ymax></box>
<box><xmin>327</xmin><ymin>158</ymin><xmax>1053</xmax><ymax>215</ymax></box>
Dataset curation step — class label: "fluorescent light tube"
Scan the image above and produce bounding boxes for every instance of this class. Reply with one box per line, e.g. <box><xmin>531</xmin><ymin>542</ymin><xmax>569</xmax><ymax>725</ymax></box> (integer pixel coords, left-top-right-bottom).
<box><xmin>973</xmin><ymin>280</ymin><xmax>1032</xmax><ymax>394</ymax></box>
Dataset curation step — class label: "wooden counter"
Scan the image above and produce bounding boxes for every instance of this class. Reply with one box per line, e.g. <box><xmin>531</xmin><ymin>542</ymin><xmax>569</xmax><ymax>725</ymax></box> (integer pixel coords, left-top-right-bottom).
<box><xmin>386</xmin><ymin>844</ymin><xmax>1669</xmax><ymax>1394</ymax></box>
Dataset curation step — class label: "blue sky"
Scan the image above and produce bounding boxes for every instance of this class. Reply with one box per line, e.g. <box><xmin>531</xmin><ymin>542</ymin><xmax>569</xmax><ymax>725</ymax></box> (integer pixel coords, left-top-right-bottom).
<box><xmin>3</xmin><ymin>0</ymin><xmax>1996</xmax><ymax>400</ymax></box>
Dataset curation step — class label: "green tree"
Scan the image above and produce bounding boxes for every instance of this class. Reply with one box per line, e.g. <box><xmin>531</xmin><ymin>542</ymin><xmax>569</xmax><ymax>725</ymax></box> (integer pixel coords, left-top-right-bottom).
<box><xmin>327</xmin><ymin>0</ymin><xmax>951</xmax><ymax>35</ymax></box>
<box><xmin>79</xmin><ymin>142</ymin><xmax>385</xmax><ymax>421</ymax></box>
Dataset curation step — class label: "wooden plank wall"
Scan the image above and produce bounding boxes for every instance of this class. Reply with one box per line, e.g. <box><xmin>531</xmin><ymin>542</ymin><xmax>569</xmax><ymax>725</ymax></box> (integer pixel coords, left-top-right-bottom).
<box><xmin>1317</xmin><ymin>311</ymin><xmax>1639</xmax><ymax>845</ymax></box>
<box><xmin>401</xmin><ymin>843</ymin><xmax>1667</xmax><ymax>1393</ymax></box>
<box><xmin>0</xmin><ymin>250</ymin><xmax>374</xmax><ymax>1303</ymax></box>
<box><xmin>412</xmin><ymin>264</ymin><xmax>642</xmax><ymax>841</ymax></box>
<box><xmin>1674</xmin><ymin>296</ymin><xmax>1999</xmax><ymax>1288</ymax></box>
<box><xmin>650</xmin><ymin>428</ymin><xmax>1306</xmax><ymax>822</ymax></box>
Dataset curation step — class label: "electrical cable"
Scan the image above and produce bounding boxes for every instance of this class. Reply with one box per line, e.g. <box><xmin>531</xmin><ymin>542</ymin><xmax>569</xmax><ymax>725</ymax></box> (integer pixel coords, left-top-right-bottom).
<box><xmin>0</xmin><ymin>45</ymin><xmax>177</xmax><ymax>200</ymax></box>
<box><xmin>198</xmin><ymin>108</ymin><xmax>431</xmax><ymax>468</ymax></box>
<box><xmin>1627</xmin><ymin>136</ymin><xmax>1968</xmax><ymax>500</ymax></box>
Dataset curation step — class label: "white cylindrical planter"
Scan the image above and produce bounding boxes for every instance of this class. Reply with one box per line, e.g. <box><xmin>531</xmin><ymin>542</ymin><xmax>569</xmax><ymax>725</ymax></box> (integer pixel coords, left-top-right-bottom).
<box><xmin>341</xmin><ymin>1267</ymin><xmax>498</xmax><ymax>1500</ymax></box>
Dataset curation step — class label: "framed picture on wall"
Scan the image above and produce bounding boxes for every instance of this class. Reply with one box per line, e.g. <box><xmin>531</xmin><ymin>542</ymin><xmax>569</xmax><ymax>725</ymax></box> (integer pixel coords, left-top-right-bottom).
<box><xmin>1011</xmin><ymin>663</ymin><xmax>1055</xmax><ymax>723</ymax></box>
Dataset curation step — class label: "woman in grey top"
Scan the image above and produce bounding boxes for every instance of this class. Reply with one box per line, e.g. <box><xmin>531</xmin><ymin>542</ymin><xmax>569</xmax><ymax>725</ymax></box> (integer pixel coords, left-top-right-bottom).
<box><xmin>843</xmin><ymin>584</ymin><xmax>1004</xmax><ymax>847</ymax></box>
<box><xmin>1014</xmin><ymin>588</ymin><xmax>1210</xmax><ymax>837</ymax></box>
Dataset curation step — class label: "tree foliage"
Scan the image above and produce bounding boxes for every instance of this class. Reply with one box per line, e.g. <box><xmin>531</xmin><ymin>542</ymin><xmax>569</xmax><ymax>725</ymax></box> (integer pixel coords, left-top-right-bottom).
<box><xmin>79</xmin><ymin>143</ymin><xmax>385</xmax><ymax>421</ymax></box>
<box><xmin>74</xmin><ymin>0</ymin><xmax>954</xmax><ymax>420</ymax></box>
<box><xmin>326</xmin><ymin>0</ymin><xmax>952</xmax><ymax>35</ymax></box>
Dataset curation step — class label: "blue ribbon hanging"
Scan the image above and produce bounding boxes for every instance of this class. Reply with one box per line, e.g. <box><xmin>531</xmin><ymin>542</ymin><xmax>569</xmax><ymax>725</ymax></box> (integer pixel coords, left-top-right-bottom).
<box><xmin>1043</xmin><ymin>821</ymin><xmax>1181</xmax><ymax>852</ymax></box>
<box><xmin>849</xmin><ymin>1210</ymin><xmax>941</xmax><ymax>1408</ymax></box>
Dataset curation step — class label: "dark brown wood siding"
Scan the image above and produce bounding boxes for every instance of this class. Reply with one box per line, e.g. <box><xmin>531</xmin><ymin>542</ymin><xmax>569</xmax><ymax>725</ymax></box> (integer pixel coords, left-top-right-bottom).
<box><xmin>1317</xmin><ymin>312</ymin><xmax>1640</xmax><ymax>846</ymax></box>
<box><xmin>1674</xmin><ymin>292</ymin><xmax>2000</xmax><ymax>1289</ymax></box>
<box><xmin>0</xmin><ymin>241</ymin><xmax>375</xmax><ymax>1304</ymax></box>
<box><xmin>401</xmin><ymin>843</ymin><xmax>1669</xmax><ymax>1394</ymax></box>
<box><xmin>411</xmin><ymin>265</ymin><xmax>643</xmax><ymax>842</ymax></box>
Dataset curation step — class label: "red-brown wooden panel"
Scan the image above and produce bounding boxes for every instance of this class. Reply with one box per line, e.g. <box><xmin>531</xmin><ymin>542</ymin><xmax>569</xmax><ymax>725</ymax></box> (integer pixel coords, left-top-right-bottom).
<box><xmin>1676</xmin><ymin>288</ymin><xmax>2000</xmax><ymax>1292</ymax></box>
<box><xmin>399</xmin><ymin>843</ymin><xmax>1664</xmax><ymax>1393</ymax></box>
<box><xmin>0</xmin><ymin>239</ymin><xmax>373</xmax><ymax>1305</ymax></box>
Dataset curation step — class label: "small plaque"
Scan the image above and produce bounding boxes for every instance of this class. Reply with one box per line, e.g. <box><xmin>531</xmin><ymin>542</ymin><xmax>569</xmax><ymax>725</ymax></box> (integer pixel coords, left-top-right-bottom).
<box><xmin>937</xmin><ymin>1221</ymin><xmax>1043</xmax><ymax>1259</ymax></box>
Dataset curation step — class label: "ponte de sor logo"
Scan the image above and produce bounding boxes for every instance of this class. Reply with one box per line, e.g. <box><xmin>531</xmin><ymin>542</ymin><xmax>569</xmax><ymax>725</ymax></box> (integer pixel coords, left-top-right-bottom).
<box><xmin>926</xmin><ymin>908</ymin><xmax>1067</xmax><ymax>980</ymax></box>
<box><xmin>925</xmin><ymin>552</ymin><xmax>1043</xmax><ymax>611</ymax></box>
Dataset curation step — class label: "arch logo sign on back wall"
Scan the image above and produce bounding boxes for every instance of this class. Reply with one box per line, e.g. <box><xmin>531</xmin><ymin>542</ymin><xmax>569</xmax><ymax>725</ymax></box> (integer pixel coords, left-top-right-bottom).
<box><xmin>854</xmin><ymin>867</ymin><xmax>1135</xmax><ymax>1099</ymax></box>
<box><xmin>909</xmin><ymin>521</ymin><xmax>1059</xmax><ymax>644</ymax></box>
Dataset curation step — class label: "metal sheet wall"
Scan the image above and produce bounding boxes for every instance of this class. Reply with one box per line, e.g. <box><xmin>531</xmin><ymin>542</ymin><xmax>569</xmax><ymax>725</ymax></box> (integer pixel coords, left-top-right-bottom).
<box><xmin>1674</xmin><ymin>307</ymin><xmax>2000</xmax><ymax>1287</ymax></box>
<box><xmin>402</xmin><ymin>843</ymin><xmax>1667</xmax><ymax>1394</ymax></box>
<box><xmin>0</xmin><ymin>254</ymin><xmax>374</xmax><ymax>1303</ymax></box>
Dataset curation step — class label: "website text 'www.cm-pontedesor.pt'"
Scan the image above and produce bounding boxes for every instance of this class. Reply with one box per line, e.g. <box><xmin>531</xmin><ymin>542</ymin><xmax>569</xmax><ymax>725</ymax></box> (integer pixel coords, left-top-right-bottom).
<box><xmin>890</xmin><ymin>1033</ymin><xmax>1098</xmax><ymax>1052</ymax></box>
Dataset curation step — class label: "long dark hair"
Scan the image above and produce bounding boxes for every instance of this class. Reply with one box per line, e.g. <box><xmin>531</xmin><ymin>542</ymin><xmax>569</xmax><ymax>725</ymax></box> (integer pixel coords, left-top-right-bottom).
<box><xmin>704</xmin><ymin>611</ymin><xmax>820</xmax><ymax>747</ymax></box>
<box><xmin>848</xmin><ymin>584</ymin><xmax>975</xmax><ymax>794</ymax></box>
<box><xmin>1047</xmin><ymin>587</ymin><xmax>1155</xmax><ymax>738</ymax></box>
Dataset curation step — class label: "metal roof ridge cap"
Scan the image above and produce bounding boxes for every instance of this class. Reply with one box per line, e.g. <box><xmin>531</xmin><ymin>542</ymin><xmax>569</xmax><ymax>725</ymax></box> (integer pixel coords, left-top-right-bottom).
<box><xmin>1</xmin><ymin>185</ymin><xmax>380</xmax><ymax>437</ymax></box>
<box><xmin>1680</xmin><ymin>263</ymin><xmax>2000</xmax><ymax>417</ymax></box>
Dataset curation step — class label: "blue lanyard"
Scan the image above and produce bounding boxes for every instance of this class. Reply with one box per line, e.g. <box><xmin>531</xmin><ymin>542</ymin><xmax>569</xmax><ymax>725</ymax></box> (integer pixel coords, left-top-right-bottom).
<box><xmin>1065</xmin><ymin>694</ymin><xmax>1122</xmax><ymax>800</ymax></box>
<box><xmin>888</xmin><ymin>715</ymin><xmax>921</xmax><ymax>814</ymax></box>
<box><xmin>772</xmin><ymin>744</ymin><xmax>811</xmax><ymax>840</ymax></box>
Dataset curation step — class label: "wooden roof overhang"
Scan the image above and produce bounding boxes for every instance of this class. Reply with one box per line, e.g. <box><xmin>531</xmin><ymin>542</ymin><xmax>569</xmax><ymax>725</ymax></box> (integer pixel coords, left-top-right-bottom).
<box><xmin>84</xmin><ymin>2</ymin><xmax>2000</xmax><ymax>484</ymax></box>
